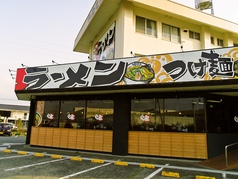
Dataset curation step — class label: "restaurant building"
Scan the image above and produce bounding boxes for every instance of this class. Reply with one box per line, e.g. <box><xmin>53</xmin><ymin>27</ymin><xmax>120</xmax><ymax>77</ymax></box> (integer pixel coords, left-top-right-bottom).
<box><xmin>0</xmin><ymin>104</ymin><xmax>29</xmax><ymax>126</ymax></box>
<box><xmin>15</xmin><ymin>0</ymin><xmax>238</xmax><ymax>159</ymax></box>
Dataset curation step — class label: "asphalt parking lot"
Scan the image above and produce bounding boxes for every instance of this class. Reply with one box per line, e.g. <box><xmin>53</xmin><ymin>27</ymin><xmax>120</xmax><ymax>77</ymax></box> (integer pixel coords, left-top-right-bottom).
<box><xmin>1</xmin><ymin>144</ymin><xmax>238</xmax><ymax>179</ymax></box>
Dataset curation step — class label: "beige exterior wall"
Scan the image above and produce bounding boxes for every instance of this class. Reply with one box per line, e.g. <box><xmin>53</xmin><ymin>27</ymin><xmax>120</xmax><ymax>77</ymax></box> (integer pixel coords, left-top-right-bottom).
<box><xmin>83</xmin><ymin>0</ymin><xmax>238</xmax><ymax>59</ymax></box>
<box><xmin>0</xmin><ymin>108</ymin><xmax>29</xmax><ymax>122</ymax></box>
<box><xmin>10</xmin><ymin>111</ymin><xmax>29</xmax><ymax>121</ymax></box>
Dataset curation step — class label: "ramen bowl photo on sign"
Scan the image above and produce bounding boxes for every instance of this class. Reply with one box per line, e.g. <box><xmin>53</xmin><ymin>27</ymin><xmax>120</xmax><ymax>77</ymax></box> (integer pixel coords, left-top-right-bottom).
<box><xmin>124</xmin><ymin>62</ymin><xmax>155</xmax><ymax>85</ymax></box>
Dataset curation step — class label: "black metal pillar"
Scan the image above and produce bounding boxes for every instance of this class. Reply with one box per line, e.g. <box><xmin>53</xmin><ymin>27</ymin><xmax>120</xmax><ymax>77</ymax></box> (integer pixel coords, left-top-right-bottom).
<box><xmin>112</xmin><ymin>93</ymin><xmax>130</xmax><ymax>155</ymax></box>
<box><xmin>25</xmin><ymin>99</ymin><xmax>36</xmax><ymax>144</ymax></box>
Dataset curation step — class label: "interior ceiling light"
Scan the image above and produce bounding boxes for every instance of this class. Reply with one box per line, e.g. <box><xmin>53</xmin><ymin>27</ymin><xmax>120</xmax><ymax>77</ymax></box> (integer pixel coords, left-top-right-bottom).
<box><xmin>206</xmin><ymin>99</ymin><xmax>222</xmax><ymax>103</ymax></box>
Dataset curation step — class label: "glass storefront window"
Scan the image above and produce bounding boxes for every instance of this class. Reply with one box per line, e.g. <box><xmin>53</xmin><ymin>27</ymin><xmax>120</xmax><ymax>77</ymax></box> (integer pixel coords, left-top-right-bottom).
<box><xmin>41</xmin><ymin>101</ymin><xmax>60</xmax><ymax>127</ymax></box>
<box><xmin>35</xmin><ymin>99</ymin><xmax>113</xmax><ymax>130</ymax></box>
<box><xmin>206</xmin><ymin>98</ymin><xmax>238</xmax><ymax>133</ymax></box>
<box><xmin>35</xmin><ymin>101</ymin><xmax>44</xmax><ymax>127</ymax></box>
<box><xmin>59</xmin><ymin>100</ymin><xmax>86</xmax><ymax>129</ymax></box>
<box><xmin>131</xmin><ymin>98</ymin><xmax>205</xmax><ymax>133</ymax></box>
<box><xmin>86</xmin><ymin>100</ymin><xmax>113</xmax><ymax>130</ymax></box>
<box><xmin>164</xmin><ymin>98</ymin><xmax>204</xmax><ymax>132</ymax></box>
<box><xmin>34</xmin><ymin>97</ymin><xmax>205</xmax><ymax>133</ymax></box>
<box><xmin>131</xmin><ymin>99</ymin><xmax>161</xmax><ymax>131</ymax></box>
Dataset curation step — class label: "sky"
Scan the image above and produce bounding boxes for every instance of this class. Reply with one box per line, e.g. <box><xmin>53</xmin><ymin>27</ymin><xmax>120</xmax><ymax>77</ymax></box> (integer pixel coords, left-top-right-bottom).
<box><xmin>0</xmin><ymin>0</ymin><xmax>238</xmax><ymax>106</ymax></box>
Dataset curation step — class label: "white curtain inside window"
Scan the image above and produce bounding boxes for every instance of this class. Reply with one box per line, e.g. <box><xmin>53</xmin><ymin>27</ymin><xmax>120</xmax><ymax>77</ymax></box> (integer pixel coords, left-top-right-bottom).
<box><xmin>136</xmin><ymin>16</ymin><xmax>145</xmax><ymax>34</ymax></box>
<box><xmin>162</xmin><ymin>24</ymin><xmax>170</xmax><ymax>41</ymax></box>
<box><xmin>171</xmin><ymin>26</ymin><xmax>180</xmax><ymax>43</ymax></box>
<box><xmin>147</xmin><ymin>19</ymin><xmax>157</xmax><ymax>37</ymax></box>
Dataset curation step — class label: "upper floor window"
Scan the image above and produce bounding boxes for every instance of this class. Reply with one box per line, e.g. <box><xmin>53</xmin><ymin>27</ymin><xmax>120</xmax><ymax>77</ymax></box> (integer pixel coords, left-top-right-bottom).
<box><xmin>24</xmin><ymin>113</ymin><xmax>27</xmax><ymax>120</ymax></box>
<box><xmin>189</xmin><ymin>31</ymin><xmax>200</xmax><ymax>40</ymax></box>
<box><xmin>136</xmin><ymin>16</ymin><xmax>157</xmax><ymax>37</ymax></box>
<box><xmin>217</xmin><ymin>38</ymin><xmax>223</xmax><ymax>46</ymax></box>
<box><xmin>211</xmin><ymin>37</ymin><xmax>214</xmax><ymax>45</ymax></box>
<box><xmin>162</xmin><ymin>23</ymin><xmax>180</xmax><ymax>43</ymax></box>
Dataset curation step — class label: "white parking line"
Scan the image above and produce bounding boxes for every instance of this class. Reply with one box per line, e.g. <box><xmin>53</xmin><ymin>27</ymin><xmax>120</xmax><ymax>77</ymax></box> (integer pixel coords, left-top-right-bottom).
<box><xmin>4</xmin><ymin>158</ymin><xmax>69</xmax><ymax>171</ymax></box>
<box><xmin>153</xmin><ymin>164</ymin><xmax>238</xmax><ymax>176</ymax></box>
<box><xmin>3</xmin><ymin>149</ymin><xmax>238</xmax><ymax>177</ymax></box>
<box><xmin>144</xmin><ymin>164</ymin><xmax>169</xmax><ymax>179</ymax></box>
<box><xmin>0</xmin><ymin>154</ymin><xmax>32</xmax><ymax>160</ymax></box>
<box><xmin>59</xmin><ymin>162</ymin><xmax>113</xmax><ymax>179</ymax></box>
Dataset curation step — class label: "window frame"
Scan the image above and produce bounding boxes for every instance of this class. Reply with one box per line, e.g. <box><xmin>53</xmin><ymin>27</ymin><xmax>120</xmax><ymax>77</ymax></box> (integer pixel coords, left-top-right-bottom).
<box><xmin>136</xmin><ymin>15</ymin><xmax>157</xmax><ymax>37</ymax></box>
<box><xmin>36</xmin><ymin>99</ymin><xmax>113</xmax><ymax>130</ymax></box>
<box><xmin>86</xmin><ymin>100</ymin><xmax>114</xmax><ymax>130</ymax></box>
<box><xmin>189</xmin><ymin>30</ymin><xmax>200</xmax><ymax>40</ymax></box>
<box><xmin>217</xmin><ymin>38</ymin><xmax>224</xmax><ymax>46</ymax></box>
<box><xmin>130</xmin><ymin>97</ymin><xmax>205</xmax><ymax>133</ymax></box>
<box><xmin>41</xmin><ymin>101</ymin><xmax>60</xmax><ymax>127</ymax></box>
<box><xmin>211</xmin><ymin>37</ymin><xmax>214</xmax><ymax>45</ymax></box>
<box><xmin>162</xmin><ymin>23</ymin><xmax>181</xmax><ymax>43</ymax></box>
<box><xmin>59</xmin><ymin>100</ymin><xmax>86</xmax><ymax>129</ymax></box>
